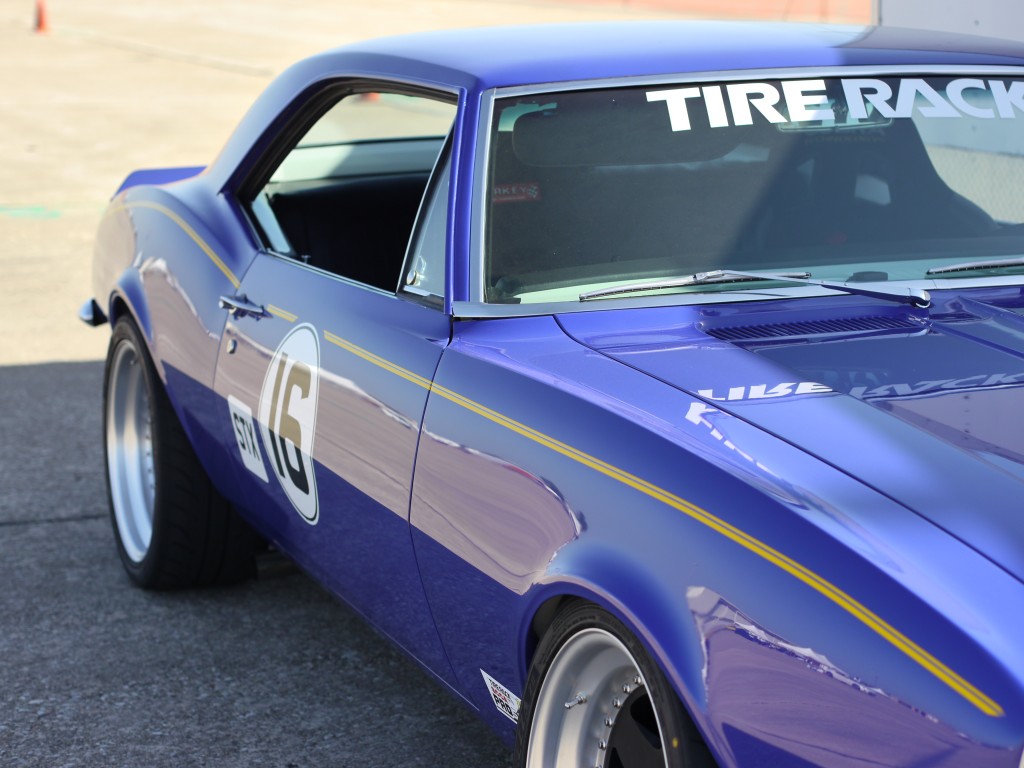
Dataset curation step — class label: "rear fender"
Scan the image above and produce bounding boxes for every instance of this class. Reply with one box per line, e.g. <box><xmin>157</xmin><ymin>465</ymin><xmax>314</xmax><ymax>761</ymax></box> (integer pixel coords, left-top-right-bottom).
<box><xmin>108</xmin><ymin>269</ymin><xmax>153</xmax><ymax>351</ymax></box>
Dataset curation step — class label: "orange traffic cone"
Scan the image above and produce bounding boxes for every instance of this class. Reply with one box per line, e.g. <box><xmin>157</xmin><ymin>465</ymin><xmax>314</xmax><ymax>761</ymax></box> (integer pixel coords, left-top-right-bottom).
<box><xmin>34</xmin><ymin>0</ymin><xmax>49</xmax><ymax>33</ymax></box>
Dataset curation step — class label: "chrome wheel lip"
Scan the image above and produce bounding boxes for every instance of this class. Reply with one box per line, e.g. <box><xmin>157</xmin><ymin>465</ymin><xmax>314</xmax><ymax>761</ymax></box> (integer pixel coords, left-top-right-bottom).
<box><xmin>106</xmin><ymin>340</ymin><xmax>156</xmax><ymax>564</ymax></box>
<box><xmin>526</xmin><ymin>627</ymin><xmax>667</xmax><ymax>768</ymax></box>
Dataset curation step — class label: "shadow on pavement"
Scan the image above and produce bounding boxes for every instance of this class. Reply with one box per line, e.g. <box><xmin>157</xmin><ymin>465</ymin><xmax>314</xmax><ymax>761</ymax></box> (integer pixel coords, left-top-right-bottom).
<box><xmin>0</xmin><ymin>360</ymin><xmax>511</xmax><ymax>767</ymax></box>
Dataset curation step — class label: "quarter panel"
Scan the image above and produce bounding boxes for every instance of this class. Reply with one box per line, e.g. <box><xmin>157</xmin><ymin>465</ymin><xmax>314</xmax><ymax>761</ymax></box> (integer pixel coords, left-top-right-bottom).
<box><xmin>93</xmin><ymin>184</ymin><xmax>257</xmax><ymax>498</ymax></box>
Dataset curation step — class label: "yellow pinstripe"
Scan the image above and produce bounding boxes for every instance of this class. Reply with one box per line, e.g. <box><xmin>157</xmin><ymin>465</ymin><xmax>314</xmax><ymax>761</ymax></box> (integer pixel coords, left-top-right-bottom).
<box><xmin>102</xmin><ymin>193</ymin><xmax>1002</xmax><ymax>718</ymax></box>
<box><xmin>323</xmin><ymin>330</ymin><xmax>1003</xmax><ymax>718</ymax></box>
<box><xmin>267</xmin><ymin>304</ymin><xmax>298</xmax><ymax>322</ymax></box>
<box><xmin>107</xmin><ymin>200</ymin><xmax>241</xmax><ymax>289</ymax></box>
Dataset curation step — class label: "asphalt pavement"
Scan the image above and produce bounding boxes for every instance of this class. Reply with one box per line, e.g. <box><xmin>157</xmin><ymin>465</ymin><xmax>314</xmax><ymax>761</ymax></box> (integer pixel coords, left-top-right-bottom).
<box><xmin>0</xmin><ymin>1</ymin><xmax>866</xmax><ymax>765</ymax></box>
<box><xmin>0</xmin><ymin>362</ymin><xmax>516</xmax><ymax>768</ymax></box>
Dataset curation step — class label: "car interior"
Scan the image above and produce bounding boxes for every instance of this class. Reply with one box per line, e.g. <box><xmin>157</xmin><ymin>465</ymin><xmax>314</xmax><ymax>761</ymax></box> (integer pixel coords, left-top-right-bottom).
<box><xmin>249</xmin><ymin>91</ymin><xmax>455</xmax><ymax>294</ymax></box>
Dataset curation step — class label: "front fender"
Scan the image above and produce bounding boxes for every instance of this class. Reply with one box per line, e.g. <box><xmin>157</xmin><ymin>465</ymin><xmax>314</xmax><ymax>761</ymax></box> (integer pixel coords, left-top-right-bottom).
<box><xmin>522</xmin><ymin>542</ymin><xmax>711</xmax><ymax>714</ymax></box>
<box><xmin>412</xmin><ymin>314</ymin><xmax>1024</xmax><ymax>764</ymax></box>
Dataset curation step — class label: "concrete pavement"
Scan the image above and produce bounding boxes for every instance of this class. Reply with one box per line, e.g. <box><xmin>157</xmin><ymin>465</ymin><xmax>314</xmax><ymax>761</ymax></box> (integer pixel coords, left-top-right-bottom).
<box><xmin>0</xmin><ymin>0</ymin><xmax>686</xmax><ymax>365</ymax></box>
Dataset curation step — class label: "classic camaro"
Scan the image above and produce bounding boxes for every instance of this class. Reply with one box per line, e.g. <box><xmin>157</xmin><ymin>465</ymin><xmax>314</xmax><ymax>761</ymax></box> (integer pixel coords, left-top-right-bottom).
<box><xmin>81</xmin><ymin>20</ymin><xmax>1024</xmax><ymax>768</ymax></box>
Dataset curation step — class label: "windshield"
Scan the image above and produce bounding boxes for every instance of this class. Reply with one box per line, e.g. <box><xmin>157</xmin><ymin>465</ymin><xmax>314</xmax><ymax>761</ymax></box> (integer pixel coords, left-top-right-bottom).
<box><xmin>484</xmin><ymin>74</ymin><xmax>1024</xmax><ymax>304</ymax></box>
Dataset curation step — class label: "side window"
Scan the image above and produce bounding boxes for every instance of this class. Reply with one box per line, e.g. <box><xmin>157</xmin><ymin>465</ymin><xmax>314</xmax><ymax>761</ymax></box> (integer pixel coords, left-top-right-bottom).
<box><xmin>247</xmin><ymin>89</ymin><xmax>456</xmax><ymax>292</ymax></box>
<box><xmin>402</xmin><ymin>152</ymin><xmax>450</xmax><ymax>302</ymax></box>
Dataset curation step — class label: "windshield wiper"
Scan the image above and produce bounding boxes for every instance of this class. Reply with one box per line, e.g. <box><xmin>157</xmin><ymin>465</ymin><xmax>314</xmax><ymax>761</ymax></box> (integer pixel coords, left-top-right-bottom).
<box><xmin>926</xmin><ymin>256</ymin><xmax>1024</xmax><ymax>276</ymax></box>
<box><xmin>579</xmin><ymin>269</ymin><xmax>931</xmax><ymax>308</ymax></box>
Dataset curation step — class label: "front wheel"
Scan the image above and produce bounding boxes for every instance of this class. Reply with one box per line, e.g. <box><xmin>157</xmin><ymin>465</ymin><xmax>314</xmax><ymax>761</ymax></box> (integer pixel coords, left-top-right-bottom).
<box><xmin>515</xmin><ymin>602</ymin><xmax>713</xmax><ymax>768</ymax></box>
<box><xmin>104</xmin><ymin>315</ymin><xmax>257</xmax><ymax>589</ymax></box>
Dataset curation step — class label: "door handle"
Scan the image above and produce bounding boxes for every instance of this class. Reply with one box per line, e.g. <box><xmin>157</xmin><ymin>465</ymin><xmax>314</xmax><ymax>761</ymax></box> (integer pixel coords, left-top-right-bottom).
<box><xmin>218</xmin><ymin>294</ymin><xmax>269</xmax><ymax>320</ymax></box>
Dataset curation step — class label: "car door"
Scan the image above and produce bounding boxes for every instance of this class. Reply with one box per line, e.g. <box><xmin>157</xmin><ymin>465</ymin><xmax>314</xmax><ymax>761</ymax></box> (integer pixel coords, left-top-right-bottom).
<box><xmin>212</xmin><ymin>84</ymin><xmax>459</xmax><ymax>683</ymax></box>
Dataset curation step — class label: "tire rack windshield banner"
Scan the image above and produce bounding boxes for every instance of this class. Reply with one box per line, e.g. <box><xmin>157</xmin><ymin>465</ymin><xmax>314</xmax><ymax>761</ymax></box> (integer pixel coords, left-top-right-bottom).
<box><xmin>645</xmin><ymin>77</ymin><xmax>1024</xmax><ymax>132</ymax></box>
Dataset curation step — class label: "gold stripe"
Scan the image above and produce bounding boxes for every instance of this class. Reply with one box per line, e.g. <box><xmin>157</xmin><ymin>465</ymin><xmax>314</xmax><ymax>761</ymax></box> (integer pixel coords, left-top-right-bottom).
<box><xmin>267</xmin><ymin>304</ymin><xmax>298</xmax><ymax>323</ymax></box>
<box><xmin>323</xmin><ymin>331</ymin><xmax>1003</xmax><ymax>717</ymax></box>
<box><xmin>109</xmin><ymin>200</ymin><xmax>241</xmax><ymax>289</ymax></box>
<box><xmin>325</xmin><ymin>331</ymin><xmax>434</xmax><ymax>390</ymax></box>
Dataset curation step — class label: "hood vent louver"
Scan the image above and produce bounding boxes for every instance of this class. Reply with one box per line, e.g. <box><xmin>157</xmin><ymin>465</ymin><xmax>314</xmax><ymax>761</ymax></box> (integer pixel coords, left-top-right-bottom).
<box><xmin>704</xmin><ymin>315</ymin><xmax>919</xmax><ymax>342</ymax></box>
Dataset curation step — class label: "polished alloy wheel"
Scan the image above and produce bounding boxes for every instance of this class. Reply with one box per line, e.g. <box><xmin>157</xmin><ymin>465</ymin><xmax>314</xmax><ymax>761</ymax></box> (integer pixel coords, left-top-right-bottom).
<box><xmin>106</xmin><ymin>339</ymin><xmax>156</xmax><ymax>563</ymax></box>
<box><xmin>526</xmin><ymin>628</ymin><xmax>668</xmax><ymax>768</ymax></box>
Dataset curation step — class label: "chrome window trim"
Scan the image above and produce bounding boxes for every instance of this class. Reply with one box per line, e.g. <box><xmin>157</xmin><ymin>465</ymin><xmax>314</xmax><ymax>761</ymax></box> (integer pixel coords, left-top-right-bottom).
<box><xmin>490</xmin><ymin>64</ymin><xmax>1024</xmax><ymax>101</ymax></box>
<box><xmin>468</xmin><ymin>90</ymin><xmax>495</xmax><ymax>308</ymax></box>
<box><xmin>468</xmin><ymin>64</ymin><xmax>1024</xmax><ymax>315</ymax></box>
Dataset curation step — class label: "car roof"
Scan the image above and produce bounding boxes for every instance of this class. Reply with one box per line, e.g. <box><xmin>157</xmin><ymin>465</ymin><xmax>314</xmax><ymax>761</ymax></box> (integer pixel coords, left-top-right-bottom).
<box><xmin>208</xmin><ymin>21</ymin><xmax>1024</xmax><ymax>190</ymax></box>
<box><xmin>329</xmin><ymin>21</ymin><xmax>1024</xmax><ymax>90</ymax></box>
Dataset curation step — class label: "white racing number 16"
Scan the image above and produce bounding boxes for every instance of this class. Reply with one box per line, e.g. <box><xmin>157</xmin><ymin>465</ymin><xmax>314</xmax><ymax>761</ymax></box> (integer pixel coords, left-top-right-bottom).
<box><xmin>258</xmin><ymin>323</ymin><xmax>321</xmax><ymax>524</ymax></box>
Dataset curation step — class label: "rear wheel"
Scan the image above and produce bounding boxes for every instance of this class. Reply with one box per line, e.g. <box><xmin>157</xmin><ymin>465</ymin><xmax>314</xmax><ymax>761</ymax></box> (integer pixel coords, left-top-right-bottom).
<box><xmin>515</xmin><ymin>602</ymin><xmax>713</xmax><ymax>768</ymax></box>
<box><xmin>104</xmin><ymin>316</ymin><xmax>257</xmax><ymax>589</ymax></box>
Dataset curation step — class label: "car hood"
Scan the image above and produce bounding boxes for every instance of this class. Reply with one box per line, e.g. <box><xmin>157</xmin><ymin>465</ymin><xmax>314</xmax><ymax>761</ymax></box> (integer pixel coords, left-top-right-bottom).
<box><xmin>559</xmin><ymin>288</ymin><xmax>1024</xmax><ymax>584</ymax></box>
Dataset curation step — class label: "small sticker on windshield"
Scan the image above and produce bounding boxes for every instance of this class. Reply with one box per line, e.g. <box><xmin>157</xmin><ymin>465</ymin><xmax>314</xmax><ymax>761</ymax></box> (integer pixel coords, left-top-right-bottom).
<box><xmin>493</xmin><ymin>182</ymin><xmax>541</xmax><ymax>203</ymax></box>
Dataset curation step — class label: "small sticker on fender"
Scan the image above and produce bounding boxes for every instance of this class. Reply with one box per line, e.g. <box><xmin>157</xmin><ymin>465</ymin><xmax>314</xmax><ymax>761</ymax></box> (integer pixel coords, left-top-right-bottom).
<box><xmin>481</xmin><ymin>670</ymin><xmax>521</xmax><ymax>723</ymax></box>
<box><xmin>228</xmin><ymin>395</ymin><xmax>268</xmax><ymax>482</ymax></box>
<box><xmin>698</xmin><ymin>381</ymin><xmax>832</xmax><ymax>402</ymax></box>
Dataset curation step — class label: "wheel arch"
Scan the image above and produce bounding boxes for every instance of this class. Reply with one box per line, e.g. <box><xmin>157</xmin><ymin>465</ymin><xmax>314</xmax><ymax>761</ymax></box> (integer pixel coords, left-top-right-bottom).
<box><xmin>517</xmin><ymin>547</ymin><xmax>716</xmax><ymax>748</ymax></box>
<box><xmin>106</xmin><ymin>271</ymin><xmax>154</xmax><ymax>354</ymax></box>
<box><xmin>102</xmin><ymin>313</ymin><xmax>259</xmax><ymax>589</ymax></box>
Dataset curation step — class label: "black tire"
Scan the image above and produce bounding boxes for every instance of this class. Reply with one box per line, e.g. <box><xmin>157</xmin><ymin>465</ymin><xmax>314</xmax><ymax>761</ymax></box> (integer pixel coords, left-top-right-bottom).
<box><xmin>514</xmin><ymin>601</ymin><xmax>714</xmax><ymax>768</ymax></box>
<box><xmin>103</xmin><ymin>315</ymin><xmax>257</xmax><ymax>589</ymax></box>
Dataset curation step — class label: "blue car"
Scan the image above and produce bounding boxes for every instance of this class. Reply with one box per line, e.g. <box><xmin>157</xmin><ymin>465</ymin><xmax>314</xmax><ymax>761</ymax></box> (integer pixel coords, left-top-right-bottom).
<box><xmin>82</xmin><ymin>21</ymin><xmax>1024</xmax><ymax>767</ymax></box>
